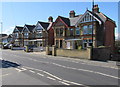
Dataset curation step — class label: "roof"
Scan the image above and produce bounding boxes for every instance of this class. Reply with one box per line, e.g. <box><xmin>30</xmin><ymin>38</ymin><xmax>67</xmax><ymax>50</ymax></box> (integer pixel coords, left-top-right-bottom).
<box><xmin>59</xmin><ymin>16</ymin><xmax>70</xmax><ymax>26</ymax></box>
<box><xmin>13</xmin><ymin>26</ymin><xmax>23</xmax><ymax>33</ymax></box>
<box><xmin>0</xmin><ymin>34</ymin><xmax>7</xmax><ymax>37</ymax></box>
<box><xmin>16</xmin><ymin>26</ymin><xmax>24</xmax><ymax>32</ymax></box>
<box><xmin>0</xmin><ymin>34</ymin><xmax>12</xmax><ymax>39</ymax></box>
<box><xmin>88</xmin><ymin>10</ymin><xmax>116</xmax><ymax>24</ymax></box>
<box><xmin>69</xmin><ymin>15</ymin><xmax>82</xmax><ymax>26</ymax></box>
<box><xmin>25</xmin><ymin>24</ymin><xmax>36</xmax><ymax>32</ymax></box>
<box><xmin>58</xmin><ymin>15</ymin><xmax>83</xmax><ymax>27</ymax></box>
<box><xmin>38</xmin><ymin>21</ymin><xmax>50</xmax><ymax>30</ymax></box>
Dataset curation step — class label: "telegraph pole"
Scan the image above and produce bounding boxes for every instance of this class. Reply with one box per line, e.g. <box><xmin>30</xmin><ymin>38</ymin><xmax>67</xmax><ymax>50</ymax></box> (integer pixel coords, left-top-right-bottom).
<box><xmin>91</xmin><ymin>0</ymin><xmax>94</xmax><ymax>59</ymax></box>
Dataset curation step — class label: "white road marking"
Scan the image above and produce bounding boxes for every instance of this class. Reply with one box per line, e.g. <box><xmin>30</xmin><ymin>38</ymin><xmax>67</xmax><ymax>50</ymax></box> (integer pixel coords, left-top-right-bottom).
<box><xmin>47</xmin><ymin>76</ymin><xmax>56</xmax><ymax>80</ymax></box>
<box><xmin>3</xmin><ymin>53</ymin><xmax>119</xmax><ymax>80</ymax></box>
<box><xmin>29</xmin><ymin>70</ymin><xmax>35</xmax><ymax>73</ymax></box>
<box><xmin>21</xmin><ymin>68</ymin><xmax>27</xmax><ymax>71</ymax></box>
<box><xmin>52</xmin><ymin>63</ymin><xmax>120</xmax><ymax>80</ymax></box>
<box><xmin>37</xmin><ymin>73</ymin><xmax>44</xmax><ymax>77</ymax></box>
<box><xmin>24</xmin><ymin>66</ymin><xmax>86</xmax><ymax>86</ymax></box>
<box><xmin>42</xmin><ymin>71</ymin><xmax>62</xmax><ymax>81</ymax></box>
<box><xmin>59</xmin><ymin>81</ymin><xmax>70</xmax><ymax>85</ymax></box>
<box><xmin>15</xmin><ymin>68</ymin><xmax>23</xmax><ymax>72</ymax></box>
<box><xmin>62</xmin><ymin>80</ymin><xmax>85</xmax><ymax>85</ymax></box>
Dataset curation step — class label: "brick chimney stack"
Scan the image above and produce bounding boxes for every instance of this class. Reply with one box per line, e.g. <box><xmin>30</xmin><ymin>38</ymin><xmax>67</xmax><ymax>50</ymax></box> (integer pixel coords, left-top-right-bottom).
<box><xmin>69</xmin><ymin>10</ymin><xmax>75</xmax><ymax>18</ymax></box>
<box><xmin>48</xmin><ymin>16</ymin><xmax>53</xmax><ymax>22</ymax></box>
<box><xmin>92</xmin><ymin>4</ymin><xmax>99</xmax><ymax>13</ymax></box>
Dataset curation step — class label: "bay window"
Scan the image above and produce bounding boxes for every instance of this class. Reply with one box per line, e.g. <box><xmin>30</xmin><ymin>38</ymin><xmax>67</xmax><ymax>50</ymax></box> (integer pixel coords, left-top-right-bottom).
<box><xmin>83</xmin><ymin>25</ymin><xmax>93</xmax><ymax>35</ymax></box>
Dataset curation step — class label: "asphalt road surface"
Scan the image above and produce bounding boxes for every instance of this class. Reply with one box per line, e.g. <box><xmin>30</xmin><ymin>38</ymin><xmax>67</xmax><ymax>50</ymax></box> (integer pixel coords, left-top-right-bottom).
<box><xmin>0</xmin><ymin>49</ymin><xmax>119</xmax><ymax>87</ymax></box>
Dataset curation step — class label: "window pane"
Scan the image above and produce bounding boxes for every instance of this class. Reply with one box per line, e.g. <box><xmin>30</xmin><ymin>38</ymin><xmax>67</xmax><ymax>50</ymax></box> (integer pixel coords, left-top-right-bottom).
<box><xmin>88</xmin><ymin>25</ymin><xmax>92</xmax><ymax>34</ymax></box>
<box><xmin>70</xmin><ymin>28</ymin><xmax>74</xmax><ymax>36</ymax></box>
<box><xmin>76</xmin><ymin>28</ymin><xmax>80</xmax><ymax>35</ymax></box>
<box><xmin>83</xmin><ymin>26</ymin><xmax>88</xmax><ymax>35</ymax></box>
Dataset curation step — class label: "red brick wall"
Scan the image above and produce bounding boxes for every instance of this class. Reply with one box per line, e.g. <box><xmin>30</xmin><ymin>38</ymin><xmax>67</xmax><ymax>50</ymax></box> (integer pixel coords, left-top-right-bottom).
<box><xmin>48</xmin><ymin>27</ymin><xmax>54</xmax><ymax>46</ymax></box>
<box><xmin>104</xmin><ymin>20</ymin><xmax>115</xmax><ymax>51</ymax></box>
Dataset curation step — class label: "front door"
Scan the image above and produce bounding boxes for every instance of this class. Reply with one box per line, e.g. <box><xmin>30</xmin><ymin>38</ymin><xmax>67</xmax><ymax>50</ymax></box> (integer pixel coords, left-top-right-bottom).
<box><xmin>67</xmin><ymin>42</ymin><xmax>70</xmax><ymax>49</ymax></box>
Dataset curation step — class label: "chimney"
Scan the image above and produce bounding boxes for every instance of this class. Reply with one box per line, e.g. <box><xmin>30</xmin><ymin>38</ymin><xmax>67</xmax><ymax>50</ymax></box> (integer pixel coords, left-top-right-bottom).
<box><xmin>48</xmin><ymin>16</ymin><xmax>53</xmax><ymax>22</ymax></box>
<box><xmin>69</xmin><ymin>10</ymin><xmax>75</xmax><ymax>18</ymax></box>
<box><xmin>92</xmin><ymin>4</ymin><xmax>99</xmax><ymax>13</ymax></box>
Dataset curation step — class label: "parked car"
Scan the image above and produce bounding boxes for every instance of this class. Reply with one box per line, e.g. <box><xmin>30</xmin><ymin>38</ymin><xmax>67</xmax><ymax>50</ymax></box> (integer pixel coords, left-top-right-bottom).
<box><xmin>24</xmin><ymin>45</ymin><xmax>36</xmax><ymax>52</ymax></box>
<box><xmin>2</xmin><ymin>43</ymin><xmax>10</xmax><ymax>49</ymax></box>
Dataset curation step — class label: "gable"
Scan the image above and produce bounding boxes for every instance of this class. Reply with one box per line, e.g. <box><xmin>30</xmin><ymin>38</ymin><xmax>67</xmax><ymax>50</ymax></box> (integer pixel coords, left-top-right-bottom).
<box><xmin>13</xmin><ymin>28</ymin><xmax>19</xmax><ymax>33</ymax></box>
<box><xmin>80</xmin><ymin>13</ymin><xmax>95</xmax><ymax>23</ymax></box>
<box><xmin>54</xmin><ymin>20</ymin><xmax>65</xmax><ymax>26</ymax></box>
<box><xmin>22</xmin><ymin>26</ymin><xmax>30</xmax><ymax>33</ymax></box>
<box><xmin>33</xmin><ymin>22</ymin><xmax>44</xmax><ymax>32</ymax></box>
<box><xmin>76</xmin><ymin>10</ymin><xmax>102</xmax><ymax>26</ymax></box>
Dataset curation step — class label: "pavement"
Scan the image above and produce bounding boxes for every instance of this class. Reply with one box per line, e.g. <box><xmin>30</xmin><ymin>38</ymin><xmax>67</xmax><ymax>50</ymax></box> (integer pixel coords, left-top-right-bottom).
<box><xmin>32</xmin><ymin>51</ymin><xmax>119</xmax><ymax>69</ymax></box>
<box><xmin>0</xmin><ymin>49</ymin><xmax>119</xmax><ymax>86</ymax></box>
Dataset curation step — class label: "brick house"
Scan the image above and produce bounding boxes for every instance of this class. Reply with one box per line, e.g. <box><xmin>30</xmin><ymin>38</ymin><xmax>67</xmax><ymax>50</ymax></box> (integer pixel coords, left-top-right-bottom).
<box><xmin>53</xmin><ymin>11</ymin><xmax>82</xmax><ymax>49</ymax></box>
<box><xmin>76</xmin><ymin>5</ymin><xmax>116</xmax><ymax>51</ymax></box>
<box><xmin>32</xmin><ymin>16</ymin><xmax>54</xmax><ymax>47</ymax></box>
<box><xmin>22</xmin><ymin>24</ymin><xmax>36</xmax><ymax>46</ymax></box>
<box><xmin>12</xmin><ymin>26</ymin><xmax>24</xmax><ymax>47</ymax></box>
<box><xmin>53</xmin><ymin>5</ymin><xmax>116</xmax><ymax>50</ymax></box>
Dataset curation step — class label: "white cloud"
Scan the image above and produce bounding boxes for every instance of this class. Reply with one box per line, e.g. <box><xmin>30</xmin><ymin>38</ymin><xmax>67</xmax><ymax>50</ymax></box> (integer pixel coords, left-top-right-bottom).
<box><xmin>2</xmin><ymin>26</ymin><xmax>14</xmax><ymax>35</ymax></box>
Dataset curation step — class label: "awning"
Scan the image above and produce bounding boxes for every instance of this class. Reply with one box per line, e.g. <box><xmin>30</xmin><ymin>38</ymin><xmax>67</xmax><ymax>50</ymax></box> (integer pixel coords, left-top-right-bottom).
<box><xmin>28</xmin><ymin>39</ymin><xmax>44</xmax><ymax>42</ymax></box>
<box><xmin>65</xmin><ymin>39</ymin><xmax>82</xmax><ymax>41</ymax></box>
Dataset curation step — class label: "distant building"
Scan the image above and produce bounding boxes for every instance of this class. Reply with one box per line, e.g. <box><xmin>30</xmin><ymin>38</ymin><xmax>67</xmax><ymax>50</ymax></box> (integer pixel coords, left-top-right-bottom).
<box><xmin>31</xmin><ymin>16</ymin><xmax>54</xmax><ymax>47</ymax></box>
<box><xmin>22</xmin><ymin>24</ymin><xmax>36</xmax><ymax>46</ymax></box>
<box><xmin>1</xmin><ymin>34</ymin><xmax>13</xmax><ymax>44</ymax></box>
<box><xmin>12</xmin><ymin>26</ymin><xmax>24</xmax><ymax>46</ymax></box>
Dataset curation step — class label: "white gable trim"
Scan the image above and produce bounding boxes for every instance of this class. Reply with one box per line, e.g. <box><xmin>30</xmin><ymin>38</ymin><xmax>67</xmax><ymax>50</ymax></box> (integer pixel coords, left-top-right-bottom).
<box><xmin>75</xmin><ymin>10</ymin><xmax>102</xmax><ymax>27</ymax></box>
<box><xmin>22</xmin><ymin>25</ymin><xmax>30</xmax><ymax>33</ymax></box>
<box><xmin>33</xmin><ymin>22</ymin><xmax>46</xmax><ymax>32</ymax></box>
<box><xmin>14</xmin><ymin>27</ymin><xmax>20</xmax><ymax>33</ymax></box>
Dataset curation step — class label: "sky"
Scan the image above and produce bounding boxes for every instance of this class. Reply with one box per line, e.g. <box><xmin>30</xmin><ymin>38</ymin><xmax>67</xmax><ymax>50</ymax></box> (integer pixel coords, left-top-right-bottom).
<box><xmin>0</xmin><ymin>1</ymin><xmax>119</xmax><ymax>39</ymax></box>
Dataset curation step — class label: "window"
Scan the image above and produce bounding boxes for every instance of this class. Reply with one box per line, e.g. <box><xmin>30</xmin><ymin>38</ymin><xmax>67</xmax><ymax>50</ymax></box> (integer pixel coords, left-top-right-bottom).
<box><xmin>88</xmin><ymin>25</ymin><xmax>93</xmax><ymax>34</ymax></box>
<box><xmin>70</xmin><ymin>28</ymin><xmax>74</xmax><ymax>36</ymax></box>
<box><xmin>83</xmin><ymin>25</ymin><xmax>93</xmax><ymax>35</ymax></box>
<box><xmin>36</xmin><ymin>31</ymin><xmax>42</xmax><ymax>38</ymax></box>
<box><xmin>56</xmin><ymin>29</ymin><xmax>59</xmax><ymax>36</ymax></box>
<box><xmin>88</xmin><ymin>39</ymin><xmax>93</xmax><ymax>46</ymax></box>
<box><xmin>60</xmin><ymin>28</ymin><xmax>63</xmax><ymax>36</ymax></box>
<box><xmin>24</xmin><ymin>32</ymin><xmax>29</xmax><ymax>38</ymax></box>
<box><xmin>56</xmin><ymin>40</ymin><xmax>59</xmax><ymax>48</ymax></box>
<box><xmin>15</xmin><ymin>33</ymin><xmax>19</xmax><ymax>38</ymax></box>
<box><xmin>83</xmin><ymin>26</ymin><xmax>88</xmax><ymax>35</ymax></box>
<box><xmin>76</xmin><ymin>28</ymin><xmax>80</xmax><ymax>35</ymax></box>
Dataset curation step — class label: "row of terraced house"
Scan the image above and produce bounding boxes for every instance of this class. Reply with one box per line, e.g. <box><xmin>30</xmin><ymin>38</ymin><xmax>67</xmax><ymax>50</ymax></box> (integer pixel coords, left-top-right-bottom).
<box><xmin>11</xmin><ymin>5</ymin><xmax>116</xmax><ymax>53</ymax></box>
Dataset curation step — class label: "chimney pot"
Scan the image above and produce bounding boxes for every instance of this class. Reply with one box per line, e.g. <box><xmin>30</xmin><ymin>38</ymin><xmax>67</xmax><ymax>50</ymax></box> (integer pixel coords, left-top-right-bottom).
<box><xmin>93</xmin><ymin>4</ymin><xmax>99</xmax><ymax>13</ymax></box>
<box><xmin>48</xmin><ymin>16</ymin><xmax>53</xmax><ymax>22</ymax></box>
<box><xmin>69</xmin><ymin>10</ymin><xmax>75</xmax><ymax>18</ymax></box>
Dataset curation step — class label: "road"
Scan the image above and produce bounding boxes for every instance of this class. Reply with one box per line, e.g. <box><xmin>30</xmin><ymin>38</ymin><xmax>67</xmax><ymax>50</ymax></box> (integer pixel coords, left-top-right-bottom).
<box><xmin>0</xmin><ymin>49</ymin><xmax>119</xmax><ymax>86</ymax></box>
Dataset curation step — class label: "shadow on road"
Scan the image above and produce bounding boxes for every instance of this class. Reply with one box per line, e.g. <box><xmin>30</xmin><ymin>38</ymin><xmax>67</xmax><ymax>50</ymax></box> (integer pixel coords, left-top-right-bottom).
<box><xmin>0</xmin><ymin>60</ymin><xmax>20</xmax><ymax>68</ymax></box>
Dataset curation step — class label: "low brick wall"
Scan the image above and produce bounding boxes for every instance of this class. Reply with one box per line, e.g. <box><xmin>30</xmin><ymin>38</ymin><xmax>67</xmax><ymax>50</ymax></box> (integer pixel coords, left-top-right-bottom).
<box><xmin>91</xmin><ymin>47</ymin><xmax>111</xmax><ymax>61</ymax></box>
<box><xmin>56</xmin><ymin>48</ymin><xmax>91</xmax><ymax>59</ymax></box>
